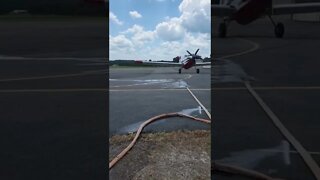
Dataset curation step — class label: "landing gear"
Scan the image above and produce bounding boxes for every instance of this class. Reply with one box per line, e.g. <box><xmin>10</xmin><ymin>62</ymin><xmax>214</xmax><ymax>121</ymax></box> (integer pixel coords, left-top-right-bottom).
<box><xmin>268</xmin><ymin>15</ymin><xmax>284</xmax><ymax>38</ymax></box>
<box><xmin>196</xmin><ymin>69</ymin><xmax>200</xmax><ymax>74</ymax></box>
<box><xmin>275</xmin><ymin>22</ymin><xmax>284</xmax><ymax>38</ymax></box>
<box><xmin>218</xmin><ymin>22</ymin><xmax>227</xmax><ymax>38</ymax></box>
<box><xmin>219</xmin><ymin>18</ymin><xmax>230</xmax><ymax>38</ymax></box>
<box><xmin>178</xmin><ymin>68</ymin><xmax>181</xmax><ymax>74</ymax></box>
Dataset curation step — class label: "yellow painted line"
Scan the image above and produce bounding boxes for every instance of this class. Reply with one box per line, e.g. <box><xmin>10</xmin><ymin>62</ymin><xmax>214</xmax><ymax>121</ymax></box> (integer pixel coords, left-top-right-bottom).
<box><xmin>0</xmin><ymin>88</ymin><xmax>108</xmax><ymax>93</ymax></box>
<box><xmin>254</xmin><ymin>86</ymin><xmax>320</xmax><ymax>90</ymax></box>
<box><xmin>0</xmin><ymin>88</ymin><xmax>210</xmax><ymax>93</ymax></box>
<box><xmin>218</xmin><ymin>38</ymin><xmax>260</xmax><ymax>59</ymax></box>
<box><xmin>0</xmin><ymin>69</ymin><xmax>107</xmax><ymax>82</ymax></box>
<box><xmin>110</xmin><ymin>88</ymin><xmax>210</xmax><ymax>91</ymax></box>
<box><xmin>0</xmin><ymin>56</ymin><xmax>106</xmax><ymax>61</ymax></box>
<box><xmin>186</xmin><ymin>87</ymin><xmax>211</xmax><ymax>120</ymax></box>
<box><xmin>2</xmin><ymin>86</ymin><xmax>318</xmax><ymax>93</ymax></box>
<box><xmin>245</xmin><ymin>81</ymin><xmax>320</xmax><ymax>179</ymax></box>
<box><xmin>212</xmin><ymin>87</ymin><xmax>247</xmax><ymax>90</ymax></box>
<box><xmin>109</xmin><ymin>89</ymin><xmax>211</xmax><ymax>92</ymax></box>
<box><xmin>212</xmin><ymin>86</ymin><xmax>320</xmax><ymax>91</ymax></box>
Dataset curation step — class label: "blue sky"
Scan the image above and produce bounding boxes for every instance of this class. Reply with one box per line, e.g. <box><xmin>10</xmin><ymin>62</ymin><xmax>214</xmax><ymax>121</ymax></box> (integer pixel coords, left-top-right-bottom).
<box><xmin>109</xmin><ymin>0</ymin><xmax>210</xmax><ymax>60</ymax></box>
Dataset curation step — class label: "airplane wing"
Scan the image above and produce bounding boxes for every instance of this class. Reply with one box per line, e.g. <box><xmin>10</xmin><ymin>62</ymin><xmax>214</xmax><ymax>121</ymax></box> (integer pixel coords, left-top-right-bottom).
<box><xmin>194</xmin><ymin>62</ymin><xmax>211</xmax><ymax>66</ymax></box>
<box><xmin>212</xmin><ymin>5</ymin><xmax>236</xmax><ymax>17</ymax></box>
<box><xmin>135</xmin><ymin>61</ymin><xmax>182</xmax><ymax>66</ymax></box>
<box><xmin>135</xmin><ymin>61</ymin><xmax>211</xmax><ymax>66</ymax></box>
<box><xmin>273</xmin><ymin>3</ymin><xmax>320</xmax><ymax>15</ymax></box>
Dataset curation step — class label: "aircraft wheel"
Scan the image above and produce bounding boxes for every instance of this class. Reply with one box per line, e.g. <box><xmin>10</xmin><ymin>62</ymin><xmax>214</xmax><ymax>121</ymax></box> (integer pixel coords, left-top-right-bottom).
<box><xmin>178</xmin><ymin>69</ymin><xmax>181</xmax><ymax>74</ymax></box>
<box><xmin>196</xmin><ymin>69</ymin><xmax>200</xmax><ymax>74</ymax></box>
<box><xmin>275</xmin><ymin>22</ymin><xmax>284</xmax><ymax>38</ymax></box>
<box><xmin>219</xmin><ymin>22</ymin><xmax>227</xmax><ymax>38</ymax></box>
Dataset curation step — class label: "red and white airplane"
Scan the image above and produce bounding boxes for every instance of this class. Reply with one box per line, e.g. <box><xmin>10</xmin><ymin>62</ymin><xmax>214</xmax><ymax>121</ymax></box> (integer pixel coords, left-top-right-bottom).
<box><xmin>213</xmin><ymin>0</ymin><xmax>320</xmax><ymax>38</ymax></box>
<box><xmin>136</xmin><ymin>49</ymin><xmax>211</xmax><ymax>74</ymax></box>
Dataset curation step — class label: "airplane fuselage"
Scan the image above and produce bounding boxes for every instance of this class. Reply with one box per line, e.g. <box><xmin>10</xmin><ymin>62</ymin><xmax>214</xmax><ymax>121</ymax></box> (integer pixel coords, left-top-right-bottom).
<box><xmin>229</xmin><ymin>0</ymin><xmax>272</xmax><ymax>25</ymax></box>
<box><xmin>181</xmin><ymin>58</ymin><xmax>195</xmax><ymax>69</ymax></box>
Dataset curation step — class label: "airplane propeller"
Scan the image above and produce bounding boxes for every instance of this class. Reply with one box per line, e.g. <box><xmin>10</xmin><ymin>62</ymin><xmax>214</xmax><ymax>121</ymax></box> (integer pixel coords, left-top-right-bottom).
<box><xmin>195</xmin><ymin>48</ymin><xmax>199</xmax><ymax>55</ymax></box>
<box><xmin>186</xmin><ymin>49</ymin><xmax>200</xmax><ymax>59</ymax></box>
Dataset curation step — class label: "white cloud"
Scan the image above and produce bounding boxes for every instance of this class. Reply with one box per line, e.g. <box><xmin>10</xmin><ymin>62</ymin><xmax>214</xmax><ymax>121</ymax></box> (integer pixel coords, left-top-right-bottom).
<box><xmin>160</xmin><ymin>33</ymin><xmax>210</xmax><ymax>58</ymax></box>
<box><xmin>184</xmin><ymin>32</ymin><xmax>210</xmax><ymax>49</ymax></box>
<box><xmin>110</xmin><ymin>0</ymin><xmax>211</xmax><ymax>60</ymax></box>
<box><xmin>110</xmin><ymin>12</ymin><xmax>123</xmax><ymax>25</ymax></box>
<box><xmin>155</xmin><ymin>17</ymin><xmax>185</xmax><ymax>41</ymax></box>
<box><xmin>110</xmin><ymin>35</ymin><xmax>133</xmax><ymax>52</ymax></box>
<box><xmin>179</xmin><ymin>0</ymin><xmax>210</xmax><ymax>33</ymax></box>
<box><xmin>154</xmin><ymin>0</ymin><xmax>210</xmax><ymax>41</ymax></box>
<box><xmin>129</xmin><ymin>11</ymin><xmax>142</xmax><ymax>19</ymax></box>
<box><xmin>121</xmin><ymin>24</ymin><xmax>144</xmax><ymax>34</ymax></box>
<box><xmin>121</xmin><ymin>25</ymin><xmax>156</xmax><ymax>47</ymax></box>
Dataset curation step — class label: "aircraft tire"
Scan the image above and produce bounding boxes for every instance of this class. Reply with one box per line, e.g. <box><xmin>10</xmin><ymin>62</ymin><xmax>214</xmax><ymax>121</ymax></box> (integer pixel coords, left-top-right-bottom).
<box><xmin>275</xmin><ymin>22</ymin><xmax>284</xmax><ymax>38</ymax></box>
<box><xmin>219</xmin><ymin>23</ymin><xmax>227</xmax><ymax>38</ymax></box>
<box><xmin>196</xmin><ymin>69</ymin><xmax>200</xmax><ymax>74</ymax></box>
<box><xmin>178</xmin><ymin>69</ymin><xmax>181</xmax><ymax>74</ymax></box>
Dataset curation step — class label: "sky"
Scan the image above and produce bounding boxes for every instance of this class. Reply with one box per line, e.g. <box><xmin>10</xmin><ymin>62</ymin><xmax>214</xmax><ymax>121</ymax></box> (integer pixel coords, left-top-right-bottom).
<box><xmin>109</xmin><ymin>0</ymin><xmax>210</xmax><ymax>60</ymax></box>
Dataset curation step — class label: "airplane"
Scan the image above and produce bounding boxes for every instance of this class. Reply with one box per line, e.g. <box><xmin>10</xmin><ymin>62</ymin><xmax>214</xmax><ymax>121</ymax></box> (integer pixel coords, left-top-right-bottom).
<box><xmin>212</xmin><ymin>0</ymin><xmax>320</xmax><ymax>38</ymax></box>
<box><xmin>135</xmin><ymin>49</ymin><xmax>211</xmax><ymax>74</ymax></box>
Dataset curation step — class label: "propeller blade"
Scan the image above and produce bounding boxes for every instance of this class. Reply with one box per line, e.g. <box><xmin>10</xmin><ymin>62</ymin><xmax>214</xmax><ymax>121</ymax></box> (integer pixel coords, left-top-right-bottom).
<box><xmin>195</xmin><ymin>49</ymin><xmax>199</xmax><ymax>55</ymax></box>
<box><xmin>186</xmin><ymin>50</ymin><xmax>192</xmax><ymax>56</ymax></box>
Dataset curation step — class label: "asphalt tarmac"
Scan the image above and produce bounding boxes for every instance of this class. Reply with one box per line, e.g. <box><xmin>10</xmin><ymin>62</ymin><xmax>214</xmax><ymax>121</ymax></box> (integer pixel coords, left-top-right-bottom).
<box><xmin>0</xmin><ymin>18</ymin><xmax>108</xmax><ymax>180</ymax></box>
<box><xmin>109</xmin><ymin>66</ymin><xmax>211</xmax><ymax>136</ymax></box>
<box><xmin>213</xmin><ymin>17</ymin><xmax>320</xmax><ymax>179</ymax></box>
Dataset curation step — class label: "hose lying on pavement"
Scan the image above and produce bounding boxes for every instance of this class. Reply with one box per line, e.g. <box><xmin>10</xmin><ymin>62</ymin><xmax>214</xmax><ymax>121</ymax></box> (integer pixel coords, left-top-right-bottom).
<box><xmin>109</xmin><ymin>112</ymin><xmax>281</xmax><ymax>180</ymax></box>
<box><xmin>109</xmin><ymin>112</ymin><xmax>211</xmax><ymax>169</ymax></box>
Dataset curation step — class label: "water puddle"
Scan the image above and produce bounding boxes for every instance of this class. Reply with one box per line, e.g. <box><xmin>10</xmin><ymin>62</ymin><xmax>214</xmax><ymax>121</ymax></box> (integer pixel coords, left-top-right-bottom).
<box><xmin>163</xmin><ymin>80</ymin><xmax>189</xmax><ymax>88</ymax></box>
<box><xmin>216</xmin><ymin>140</ymin><xmax>291</xmax><ymax>170</ymax></box>
<box><xmin>213</xmin><ymin>59</ymin><xmax>253</xmax><ymax>83</ymax></box>
<box><xmin>116</xmin><ymin>107</ymin><xmax>203</xmax><ymax>134</ymax></box>
<box><xmin>117</xmin><ymin>121</ymin><xmax>145</xmax><ymax>134</ymax></box>
<box><xmin>110</xmin><ymin>78</ymin><xmax>189</xmax><ymax>88</ymax></box>
<box><xmin>178</xmin><ymin>106</ymin><xmax>202</xmax><ymax>116</ymax></box>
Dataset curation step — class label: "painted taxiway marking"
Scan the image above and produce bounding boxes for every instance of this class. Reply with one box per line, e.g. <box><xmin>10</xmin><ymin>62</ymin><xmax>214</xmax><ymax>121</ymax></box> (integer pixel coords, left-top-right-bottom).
<box><xmin>0</xmin><ymin>89</ymin><xmax>107</xmax><ymax>93</ymax></box>
<box><xmin>218</xmin><ymin>38</ymin><xmax>260</xmax><ymax>59</ymax></box>
<box><xmin>0</xmin><ymin>88</ymin><xmax>210</xmax><ymax>93</ymax></box>
<box><xmin>0</xmin><ymin>69</ymin><xmax>107</xmax><ymax>82</ymax></box>
<box><xmin>111</xmin><ymin>88</ymin><xmax>210</xmax><ymax>91</ymax></box>
<box><xmin>186</xmin><ymin>87</ymin><xmax>211</xmax><ymax>119</ymax></box>
<box><xmin>0</xmin><ymin>56</ymin><xmax>106</xmax><ymax>61</ymax></box>
<box><xmin>245</xmin><ymin>81</ymin><xmax>320</xmax><ymax>179</ymax></box>
<box><xmin>1</xmin><ymin>86</ymin><xmax>318</xmax><ymax>93</ymax></box>
<box><xmin>212</xmin><ymin>86</ymin><xmax>320</xmax><ymax>91</ymax></box>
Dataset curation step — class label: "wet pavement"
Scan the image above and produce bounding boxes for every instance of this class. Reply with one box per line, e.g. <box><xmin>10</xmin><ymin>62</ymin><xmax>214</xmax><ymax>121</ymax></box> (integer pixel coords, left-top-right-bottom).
<box><xmin>109</xmin><ymin>67</ymin><xmax>211</xmax><ymax>136</ymax></box>
<box><xmin>212</xmin><ymin>17</ymin><xmax>320</xmax><ymax>179</ymax></box>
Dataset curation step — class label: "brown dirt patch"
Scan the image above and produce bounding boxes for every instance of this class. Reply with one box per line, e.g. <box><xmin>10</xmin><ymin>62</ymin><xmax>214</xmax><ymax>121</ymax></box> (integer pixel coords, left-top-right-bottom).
<box><xmin>109</xmin><ymin>130</ymin><xmax>211</xmax><ymax>180</ymax></box>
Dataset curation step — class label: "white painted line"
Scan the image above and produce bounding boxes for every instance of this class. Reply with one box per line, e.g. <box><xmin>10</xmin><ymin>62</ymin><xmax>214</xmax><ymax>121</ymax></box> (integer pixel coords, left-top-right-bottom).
<box><xmin>186</xmin><ymin>87</ymin><xmax>211</xmax><ymax>120</ymax></box>
<box><xmin>219</xmin><ymin>38</ymin><xmax>260</xmax><ymax>59</ymax></box>
<box><xmin>245</xmin><ymin>81</ymin><xmax>320</xmax><ymax>179</ymax></box>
